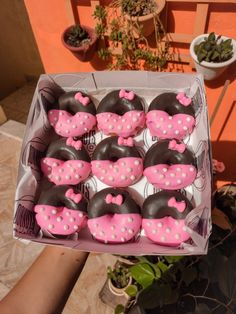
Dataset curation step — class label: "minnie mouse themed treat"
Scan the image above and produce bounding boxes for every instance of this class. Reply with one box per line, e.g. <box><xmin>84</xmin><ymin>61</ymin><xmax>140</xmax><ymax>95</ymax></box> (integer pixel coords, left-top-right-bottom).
<box><xmin>96</xmin><ymin>89</ymin><xmax>145</xmax><ymax>137</ymax></box>
<box><xmin>144</xmin><ymin>139</ymin><xmax>197</xmax><ymax>190</ymax></box>
<box><xmin>87</xmin><ymin>188</ymin><xmax>142</xmax><ymax>243</ymax></box>
<box><xmin>146</xmin><ymin>92</ymin><xmax>195</xmax><ymax>140</ymax></box>
<box><xmin>142</xmin><ymin>191</ymin><xmax>193</xmax><ymax>246</ymax></box>
<box><xmin>41</xmin><ymin>137</ymin><xmax>91</xmax><ymax>185</ymax></box>
<box><xmin>48</xmin><ymin>91</ymin><xmax>96</xmax><ymax>137</ymax></box>
<box><xmin>34</xmin><ymin>185</ymin><xmax>88</xmax><ymax>236</ymax></box>
<box><xmin>91</xmin><ymin>136</ymin><xmax>143</xmax><ymax>187</ymax></box>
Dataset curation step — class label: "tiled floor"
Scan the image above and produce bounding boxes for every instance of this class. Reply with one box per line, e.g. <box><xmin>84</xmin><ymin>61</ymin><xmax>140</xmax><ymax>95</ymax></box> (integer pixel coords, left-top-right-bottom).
<box><xmin>0</xmin><ymin>83</ymin><xmax>115</xmax><ymax>313</ymax></box>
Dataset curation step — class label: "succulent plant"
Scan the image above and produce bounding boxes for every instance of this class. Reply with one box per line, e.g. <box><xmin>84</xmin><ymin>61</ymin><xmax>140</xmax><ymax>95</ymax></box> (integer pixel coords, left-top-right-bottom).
<box><xmin>194</xmin><ymin>32</ymin><xmax>233</xmax><ymax>63</ymax></box>
<box><xmin>107</xmin><ymin>263</ymin><xmax>131</xmax><ymax>289</ymax></box>
<box><xmin>121</xmin><ymin>0</ymin><xmax>156</xmax><ymax>17</ymax></box>
<box><xmin>65</xmin><ymin>25</ymin><xmax>90</xmax><ymax>47</ymax></box>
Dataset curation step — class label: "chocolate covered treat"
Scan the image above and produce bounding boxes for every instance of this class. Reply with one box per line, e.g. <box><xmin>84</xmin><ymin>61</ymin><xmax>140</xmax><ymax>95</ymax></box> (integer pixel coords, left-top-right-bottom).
<box><xmin>48</xmin><ymin>91</ymin><xmax>96</xmax><ymax>137</ymax></box>
<box><xmin>87</xmin><ymin>188</ymin><xmax>142</xmax><ymax>243</ymax></box>
<box><xmin>96</xmin><ymin>89</ymin><xmax>145</xmax><ymax>137</ymax></box>
<box><xmin>144</xmin><ymin>139</ymin><xmax>197</xmax><ymax>190</ymax></box>
<box><xmin>142</xmin><ymin>190</ymin><xmax>193</xmax><ymax>246</ymax></box>
<box><xmin>146</xmin><ymin>92</ymin><xmax>195</xmax><ymax>140</ymax></box>
<box><xmin>41</xmin><ymin>137</ymin><xmax>91</xmax><ymax>185</ymax></box>
<box><xmin>91</xmin><ymin>136</ymin><xmax>143</xmax><ymax>187</ymax></box>
<box><xmin>34</xmin><ymin>185</ymin><xmax>88</xmax><ymax>235</ymax></box>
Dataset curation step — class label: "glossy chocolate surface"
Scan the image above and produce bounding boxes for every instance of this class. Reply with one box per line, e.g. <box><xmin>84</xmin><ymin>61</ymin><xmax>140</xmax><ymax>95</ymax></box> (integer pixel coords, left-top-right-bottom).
<box><xmin>38</xmin><ymin>185</ymin><xmax>88</xmax><ymax>212</ymax></box>
<box><xmin>97</xmin><ymin>90</ymin><xmax>144</xmax><ymax>115</ymax></box>
<box><xmin>92</xmin><ymin>136</ymin><xmax>141</xmax><ymax>161</ymax></box>
<box><xmin>142</xmin><ymin>190</ymin><xmax>193</xmax><ymax>219</ymax></box>
<box><xmin>88</xmin><ymin>188</ymin><xmax>141</xmax><ymax>218</ymax></box>
<box><xmin>45</xmin><ymin>138</ymin><xmax>90</xmax><ymax>162</ymax></box>
<box><xmin>58</xmin><ymin>91</ymin><xmax>96</xmax><ymax>115</ymax></box>
<box><xmin>144</xmin><ymin>140</ymin><xmax>196</xmax><ymax>168</ymax></box>
<box><xmin>148</xmin><ymin>92</ymin><xmax>195</xmax><ymax>117</ymax></box>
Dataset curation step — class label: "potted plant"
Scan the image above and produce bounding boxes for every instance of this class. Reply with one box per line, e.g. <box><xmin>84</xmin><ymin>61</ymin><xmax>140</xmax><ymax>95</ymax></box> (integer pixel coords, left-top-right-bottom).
<box><xmin>61</xmin><ymin>24</ymin><xmax>98</xmax><ymax>62</ymax></box>
<box><xmin>108</xmin><ymin>262</ymin><xmax>132</xmax><ymax>296</ymax></box>
<box><xmin>121</xmin><ymin>0</ymin><xmax>166</xmax><ymax>37</ymax></box>
<box><xmin>190</xmin><ymin>32</ymin><xmax>236</xmax><ymax>80</ymax></box>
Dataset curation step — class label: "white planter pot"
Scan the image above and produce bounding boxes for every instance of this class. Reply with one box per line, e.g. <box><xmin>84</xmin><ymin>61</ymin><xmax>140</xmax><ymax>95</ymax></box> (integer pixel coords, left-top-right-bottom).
<box><xmin>190</xmin><ymin>34</ymin><xmax>236</xmax><ymax>81</ymax></box>
<box><xmin>108</xmin><ymin>276</ymin><xmax>132</xmax><ymax>296</ymax></box>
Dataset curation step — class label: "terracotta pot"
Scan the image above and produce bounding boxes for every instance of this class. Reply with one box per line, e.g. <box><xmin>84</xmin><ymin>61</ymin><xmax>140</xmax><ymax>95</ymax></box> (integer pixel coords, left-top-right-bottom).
<box><xmin>61</xmin><ymin>25</ymin><xmax>98</xmax><ymax>62</ymax></box>
<box><xmin>108</xmin><ymin>276</ymin><xmax>132</xmax><ymax>296</ymax></box>
<box><xmin>125</xmin><ymin>0</ymin><xmax>166</xmax><ymax>37</ymax></box>
<box><xmin>190</xmin><ymin>34</ymin><xmax>236</xmax><ymax>81</ymax></box>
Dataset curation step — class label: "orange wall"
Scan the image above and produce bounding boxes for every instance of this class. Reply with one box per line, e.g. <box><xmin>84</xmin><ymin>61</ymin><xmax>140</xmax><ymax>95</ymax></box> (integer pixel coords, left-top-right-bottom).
<box><xmin>24</xmin><ymin>0</ymin><xmax>236</xmax><ymax>183</ymax></box>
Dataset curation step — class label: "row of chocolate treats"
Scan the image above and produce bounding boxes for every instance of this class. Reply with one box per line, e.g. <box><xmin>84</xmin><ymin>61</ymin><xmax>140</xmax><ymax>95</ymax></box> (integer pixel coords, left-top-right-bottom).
<box><xmin>35</xmin><ymin>186</ymin><xmax>193</xmax><ymax>247</ymax></box>
<box><xmin>48</xmin><ymin>89</ymin><xmax>195</xmax><ymax>140</ymax></box>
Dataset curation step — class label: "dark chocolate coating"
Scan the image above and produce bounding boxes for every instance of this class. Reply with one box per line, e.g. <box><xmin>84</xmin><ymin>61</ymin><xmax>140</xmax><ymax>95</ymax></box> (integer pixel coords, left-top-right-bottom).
<box><xmin>142</xmin><ymin>191</ymin><xmax>193</xmax><ymax>219</ymax></box>
<box><xmin>58</xmin><ymin>91</ymin><xmax>96</xmax><ymax>115</ymax></box>
<box><xmin>88</xmin><ymin>188</ymin><xmax>141</xmax><ymax>218</ymax></box>
<box><xmin>38</xmin><ymin>185</ymin><xmax>88</xmax><ymax>213</ymax></box>
<box><xmin>45</xmin><ymin>138</ymin><xmax>90</xmax><ymax>162</ymax></box>
<box><xmin>144</xmin><ymin>140</ymin><xmax>196</xmax><ymax>168</ymax></box>
<box><xmin>92</xmin><ymin>136</ymin><xmax>141</xmax><ymax>161</ymax></box>
<box><xmin>97</xmin><ymin>90</ymin><xmax>144</xmax><ymax>115</ymax></box>
<box><xmin>148</xmin><ymin>92</ymin><xmax>195</xmax><ymax>117</ymax></box>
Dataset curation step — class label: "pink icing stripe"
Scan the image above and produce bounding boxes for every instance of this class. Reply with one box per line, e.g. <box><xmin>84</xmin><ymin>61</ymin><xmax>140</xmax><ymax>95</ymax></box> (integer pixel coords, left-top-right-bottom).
<box><xmin>146</xmin><ymin>110</ymin><xmax>195</xmax><ymax>140</ymax></box>
<box><xmin>143</xmin><ymin>164</ymin><xmax>197</xmax><ymax>190</ymax></box>
<box><xmin>91</xmin><ymin>157</ymin><xmax>143</xmax><ymax>187</ymax></box>
<box><xmin>48</xmin><ymin>109</ymin><xmax>96</xmax><ymax>137</ymax></box>
<box><xmin>88</xmin><ymin>213</ymin><xmax>142</xmax><ymax>243</ymax></box>
<box><xmin>35</xmin><ymin>205</ymin><xmax>87</xmax><ymax>235</ymax></box>
<box><xmin>142</xmin><ymin>217</ymin><xmax>190</xmax><ymax>246</ymax></box>
<box><xmin>41</xmin><ymin>158</ymin><xmax>91</xmax><ymax>185</ymax></box>
<box><xmin>96</xmin><ymin>110</ymin><xmax>145</xmax><ymax>137</ymax></box>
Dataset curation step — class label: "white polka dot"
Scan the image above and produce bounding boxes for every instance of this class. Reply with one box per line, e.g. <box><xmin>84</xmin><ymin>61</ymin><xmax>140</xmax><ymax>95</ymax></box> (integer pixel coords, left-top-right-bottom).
<box><xmin>183</xmin><ymin>126</ymin><xmax>188</xmax><ymax>131</ymax></box>
<box><xmin>175</xmin><ymin>220</ymin><xmax>179</xmax><ymax>226</ymax></box>
<box><xmin>84</xmin><ymin>128</ymin><xmax>88</xmax><ymax>131</ymax></box>
<box><xmin>108</xmin><ymin>176</ymin><xmax>114</xmax><ymax>181</ymax></box>
<box><xmin>100</xmin><ymin>176</ymin><xmax>104</xmax><ymax>180</ymax></box>
<box><xmin>146</xmin><ymin>221</ymin><xmax>152</xmax><ymax>227</ymax></box>
<box><xmin>121</xmin><ymin>227</ymin><xmax>127</xmax><ymax>232</ymax></box>
<box><xmin>163</xmin><ymin>130</ymin><xmax>167</xmax><ymax>135</ymax></box>
<box><xmin>43</xmin><ymin>159</ymin><xmax>47</xmax><ymax>164</ymax></box>
<box><xmin>177</xmin><ymin>179</ymin><xmax>182</xmax><ymax>184</ymax></box>
<box><xmin>178</xmin><ymin>120</ymin><xmax>182</xmax><ymax>124</ymax></box>
<box><xmin>113</xmin><ymin>119</ymin><xmax>117</xmax><ymax>123</ymax></box>
<box><xmin>94</xmin><ymin>223</ymin><xmax>99</xmax><ymax>228</ymax></box>
<box><xmin>109</xmin><ymin>164</ymin><xmax>113</xmax><ymax>169</ymax></box>
<box><xmin>175</xmin><ymin>130</ymin><xmax>179</xmax><ymax>135</ymax></box>
<box><xmin>111</xmin><ymin>225</ymin><xmax>115</xmax><ymax>230</ymax></box>
<box><xmin>66</xmin><ymin>130</ymin><xmax>70</xmax><ymax>134</ymax></box>
<box><xmin>47</xmin><ymin>167</ymin><xmax>51</xmax><ymax>171</ymax></box>
<box><xmin>100</xmin><ymin>231</ymin><xmax>105</xmax><ymax>236</ymax></box>
<box><xmin>127</xmin><ymin>125</ymin><xmax>131</xmax><ymax>129</ymax></box>
<box><xmin>152</xmin><ymin>229</ymin><xmax>157</xmax><ymax>234</ymax></box>
<box><xmin>54</xmin><ymin>117</ymin><xmax>57</xmax><ymax>122</ymax></box>
<box><xmin>182</xmin><ymin>173</ymin><xmax>187</xmax><ymax>177</ymax></box>
<box><xmin>52</xmin><ymin>162</ymin><xmax>59</xmax><ymax>167</ymax></box>
<box><xmin>59</xmin><ymin>112</ymin><xmax>64</xmax><ymax>116</ymax></box>
<box><xmin>80</xmin><ymin>121</ymin><xmax>85</xmax><ymax>125</ymax></box>
<box><xmin>127</xmin><ymin>167</ymin><xmax>132</xmax><ymax>173</ymax></box>
<box><xmin>84</xmin><ymin>115</ymin><xmax>88</xmax><ymax>119</ymax></box>
<box><xmin>111</xmin><ymin>234</ymin><xmax>117</xmax><ymax>239</ymax></box>
<box><xmin>176</xmin><ymin>167</ymin><xmax>181</xmax><ymax>172</ymax></box>
<box><xmin>40</xmin><ymin>207</ymin><xmax>45</xmax><ymax>212</ymax></box>
<box><xmin>157</xmin><ymin>222</ymin><xmax>163</xmax><ymax>228</ymax></box>
<box><xmin>121</xmin><ymin>175</ymin><xmax>127</xmax><ymax>180</ymax></box>
<box><xmin>165</xmin><ymin>181</ymin><xmax>170</xmax><ymax>186</ymax></box>
<box><xmin>121</xmin><ymin>162</ymin><xmax>126</xmax><ymax>167</ymax></box>
<box><xmin>67</xmin><ymin>119</ymin><xmax>71</xmax><ymax>123</ymax></box>
<box><xmin>130</xmin><ymin>175</ymin><xmax>136</xmax><ymax>181</ymax></box>
<box><xmin>64</xmin><ymin>225</ymin><xmax>69</xmax><ymax>230</ymax></box>
<box><xmin>107</xmin><ymin>114</ymin><xmax>111</xmax><ymax>118</ymax></box>
<box><xmin>183</xmin><ymin>226</ymin><xmax>187</xmax><ymax>232</ymax></box>
<box><xmin>163</xmin><ymin>168</ymin><xmax>168</xmax><ymax>172</ymax></box>
<box><xmin>117</xmin><ymin>125</ymin><xmax>122</xmax><ymax>130</ymax></box>
<box><xmin>109</xmin><ymin>125</ymin><xmax>114</xmax><ymax>130</ymax></box>
<box><xmin>161</xmin><ymin>236</ymin><xmax>166</xmax><ymax>242</ymax></box>
<box><xmin>79</xmin><ymin>213</ymin><xmax>83</xmax><ymax>218</ymax></box>
<box><xmin>121</xmin><ymin>237</ymin><xmax>126</xmax><ymax>242</ymax></box>
<box><xmin>175</xmin><ymin>233</ymin><xmax>180</xmax><ymax>240</ymax></box>
<box><xmin>170</xmin><ymin>173</ymin><xmax>175</xmax><ymax>177</ymax></box>
<box><xmin>186</xmin><ymin>117</ymin><xmax>191</xmax><ymax>122</ymax></box>
<box><xmin>73</xmin><ymin>225</ymin><xmax>79</xmax><ymax>230</ymax></box>
<box><xmin>128</xmin><ymin>229</ymin><xmax>134</xmax><ymax>234</ymax></box>
<box><xmin>59</xmin><ymin>168</ymin><xmax>64</xmax><ymax>173</ymax></box>
<box><xmin>72</xmin><ymin>125</ymin><xmax>77</xmax><ymax>129</ymax></box>
<box><xmin>189</xmin><ymin>167</ymin><xmax>194</xmax><ymax>172</ymax></box>
<box><xmin>134</xmin><ymin>160</ymin><xmax>140</xmax><ymax>166</ymax></box>
<box><xmin>113</xmin><ymin>168</ymin><xmax>119</xmax><ymax>173</ymax></box>
<box><xmin>49</xmin><ymin>111</ymin><xmax>53</xmax><ymax>115</ymax></box>
<box><xmin>93</xmin><ymin>232</ymin><xmax>96</xmax><ymax>237</ymax></box>
<box><xmin>160</xmin><ymin>117</ymin><xmax>164</xmax><ymax>121</ymax></box>
<box><xmin>57</xmin><ymin>217</ymin><xmax>63</xmax><ymax>222</ymax></box>
<box><xmin>159</xmin><ymin>174</ymin><xmax>164</xmax><ymax>179</ymax></box>
<box><xmin>70</xmin><ymin>217</ymin><xmax>75</xmax><ymax>222</ymax></box>
<box><xmin>128</xmin><ymin>217</ymin><xmax>133</xmax><ymax>223</ymax></box>
<box><xmin>66</xmin><ymin>212</ymin><xmax>71</xmax><ymax>216</ymax></box>
<box><xmin>44</xmin><ymin>215</ymin><xmax>50</xmax><ymax>220</ymax></box>
<box><xmin>78</xmin><ymin>163</ymin><xmax>83</xmax><ymax>168</ymax></box>
<box><xmin>122</xmin><ymin>119</ymin><xmax>126</xmax><ymax>123</ymax></box>
<box><xmin>165</xmin><ymin>227</ymin><xmax>171</xmax><ymax>233</ymax></box>
<box><xmin>156</xmin><ymin>124</ymin><xmax>160</xmax><ymax>128</ymax></box>
<box><xmin>51</xmin><ymin>209</ymin><xmax>57</xmax><ymax>215</ymax></box>
<box><xmin>168</xmin><ymin>124</ymin><xmax>172</xmax><ymax>129</ymax></box>
<box><xmin>169</xmin><ymin>116</ymin><xmax>173</xmax><ymax>120</ymax></box>
<box><xmin>55</xmin><ymin>176</ymin><xmax>61</xmax><ymax>181</ymax></box>
<box><xmin>133</xmin><ymin>117</ymin><xmax>138</xmax><ymax>122</ymax></box>
<box><xmin>67</xmin><ymin>163</ymin><xmax>72</xmax><ymax>167</ymax></box>
<box><xmin>65</xmin><ymin>175</ymin><xmax>71</xmax><ymax>180</ymax></box>
<box><xmin>75</xmin><ymin>174</ymin><xmax>80</xmax><ymax>179</ymax></box>
<box><xmin>48</xmin><ymin>224</ymin><xmax>54</xmax><ymax>229</ymax></box>
<box><xmin>102</xmin><ymin>169</ymin><xmax>107</xmax><ymax>174</ymax></box>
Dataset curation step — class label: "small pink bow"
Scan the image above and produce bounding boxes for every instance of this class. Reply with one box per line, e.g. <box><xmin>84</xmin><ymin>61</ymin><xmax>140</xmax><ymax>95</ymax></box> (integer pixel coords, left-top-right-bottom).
<box><xmin>118</xmin><ymin>137</ymin><xmax>134</xmax><ymax>147</ymax></box>
<box><xmin>168</xmin><ymin>140</ymin><xmax>185</xmax><ymax>153</ymax></box>
<box><xmin>105</xmin><ymin>194</ymin><xmax>123</xmax><ymax>206</ymax></box>
<box><xmin>65</xmin><ymin>188</ymin><xmax>82</xmax><ymax>204</ymax></box>
<box><xmin>119</xmin><ymin>89</ymin><xmax>135</xmax><ymax>101</ymax></box>
<box><xmin>74</xmin><ymin>92</ymin><xmax>90</xmax><ymax>106</ymax></box>
<box><xmin>66</xmin><ymin>137</ymin><xmax>82</xmax><ymax>150</ymax></box>
<box><xmin>176</xmin><ymin>92</ymin><xmax>192</xmax><ymax>106</ymax></box>
<box><xmin>168</xmin><ymin>197</ymin><xmax>186</xmax><ymax>212</ymax></box>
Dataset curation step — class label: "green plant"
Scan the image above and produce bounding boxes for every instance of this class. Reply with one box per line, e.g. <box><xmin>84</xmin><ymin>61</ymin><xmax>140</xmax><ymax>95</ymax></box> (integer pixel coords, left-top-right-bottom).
<box><xmin>64</xmin><ymin>24</ymin><xmax>91</xmax><ymax>47</ymax></box>
<box><xmin>108</xmin><ymin>263</ymin><xmax>131</xmax><ymax>289</ymax></box>
<box><xmin>93</xmin><ymin>2</ymin><xmax>170</xmax><ymax>70</ymax></box>
<box><xmin>121</xmin><ymin>0</ymin><xmax>156</xmax><ymax>17</ymax></box>
<box><xmin>194</xmin><ymin>32</ymin><xmax>233</xmax><ymax>63</ymax></box>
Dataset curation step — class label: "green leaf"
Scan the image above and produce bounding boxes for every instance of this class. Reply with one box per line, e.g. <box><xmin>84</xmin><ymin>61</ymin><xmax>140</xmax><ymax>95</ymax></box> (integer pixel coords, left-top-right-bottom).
<box><xmin>182</xmin><ymin>268</ymin><xmax>197</xmax><ymax>286</ymax></box>
<box><xmin>125</xmin><ymin>284</ymin><xmax>138</xmax><ymax>297</ymax></box>
<box><xmin>130</xmin><ymin>263</ymin><xmax>156</xmax><ymax>289</ymax></box>
<box><xmin>157</xmin><ymin>261</ymin><xmax>169</xmax><ymax>273</ymax></box>
<box><xmin>208</xmin><ymin>32</ymin><xmax>216</xmax><ymax>42</ymax></box>
<box><xmin>115</xmin><ymin>304</ymin><xmax>125</xmax><ymax>314</ymax></box>
<box><xmin>164</xmin><ymin>256</ymin><xmax>183</xmax><ymax>264</ymax></box>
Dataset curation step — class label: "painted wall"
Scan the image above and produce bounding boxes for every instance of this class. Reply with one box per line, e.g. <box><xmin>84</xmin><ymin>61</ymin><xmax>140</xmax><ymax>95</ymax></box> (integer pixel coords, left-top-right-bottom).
<box><xmin>0</xmin><ymin>0</ymin><xmax>44</xmax><ymax>100</ymax></box>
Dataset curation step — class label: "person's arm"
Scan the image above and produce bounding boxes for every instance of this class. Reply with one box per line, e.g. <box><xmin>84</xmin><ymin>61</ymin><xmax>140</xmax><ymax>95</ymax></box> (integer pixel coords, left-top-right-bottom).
<box><xmin>0</xmin><ymin>246</ymin><xmax>89</xmax><ymax>314</ymax></box>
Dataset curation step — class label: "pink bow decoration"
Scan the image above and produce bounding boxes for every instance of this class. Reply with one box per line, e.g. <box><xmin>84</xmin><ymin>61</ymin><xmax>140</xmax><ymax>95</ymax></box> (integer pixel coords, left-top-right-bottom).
<box><xmin>168</xmin><ymin>140</ymin><xmax>185</xmax><ymax>153</ymax></box>
<box><xmin>66</xmin><ymin>137</ymin><xmax>82</xmax><ymax>150</ymax></box>
<box><xmin>119</xmin><ymin>89</ymin><xmax>135</xmax><ymax>101</ymax></box>
<box><xmin>65</xmin><ymin>188</ymin><xmax>82</xmax><ymax>204</ymax></box>
<box><xmin>74</xmin><ymin>92</ymin><xmax>90</xmax><ymax>106</ymax></box>
<box><xmin>176</xmin><ymin>92</ymin><xmax>192</xmax><ymax>106</ymax></box>
<box><xmin>118</xmin><ymin>137</ymin><xmax>134</xmax><ymax>147</ymax></box>
<box><xmin>105</xmin><ymin>194</ymin><xmax>123</xmax><ymax>206</ymax></box>
<box><xmin>168</xmin><ymin>197</ymin><xmax>186</xmax><ymax>213</ymax></box>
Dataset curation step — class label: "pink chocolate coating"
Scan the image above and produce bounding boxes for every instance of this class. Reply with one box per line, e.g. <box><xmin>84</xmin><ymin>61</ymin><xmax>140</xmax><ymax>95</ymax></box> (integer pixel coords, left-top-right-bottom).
<box><xmin>41</xmin><ymin>157</ymin><xmax>91</xmax><ymax>185</ymax></box>
<box><xmin>91</xmin><ymin>157</ymin><xmax>143</xmax><ymax>187</ymax></box>
<box><xmin>96</xmin><ymin>111</ymin><xmax>145</xmax><ymax>137</ymax></box>
<box><xmin>142</xmin><ymin>217</ymin><xmax>190</xmax><ymax>246</ymax></box>
<box><xmin>48</xmin><ymin>109</ymin><xmax>96</xmax><ymax>137</ymax></box>
<box><xmin>88</xmin><ymin>213</ymin><xmax>142</xmax><ymax>243</ymax></box>
<box><xmin>143</xmin><ymin>164</ymin><xmax>197</xmax><ymax>190</ymax></box>
<box><xmin>146</xmin><ymin>110</ymin><xmax>195</xmax><ymax>140</ymax></box>
<box><xmin>35</xmin><ymin>205</ymin><xmax>87</xmax><ymax>235</ymax></box>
